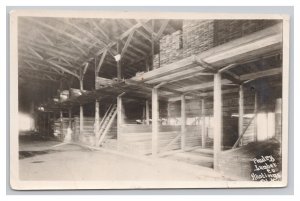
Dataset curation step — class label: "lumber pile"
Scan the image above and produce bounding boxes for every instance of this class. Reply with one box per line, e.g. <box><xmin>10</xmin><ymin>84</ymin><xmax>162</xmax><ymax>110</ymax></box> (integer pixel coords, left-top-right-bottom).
<box><xmin>118</xmin><ymin>125</ymin><xmax>204</xmax><ymax>155</ymax></box>
<box><xmin>95</xmin><ymin>76</ymin><xmax>117</xmax><ymax>89</ymax></box>
<box><xmin>158</xmin><ymin>30</ymin><xmax>183</xmax><ymax>67</ymax></box>
<box><xmin>53</xmin><ymin>117</ymin><xmax>70</xmax><ymax>141</ymax></box>
<box><xmin>182</xmin><ymin>20</ymin><xmax>215</xmax><ymax>58</ymax></box>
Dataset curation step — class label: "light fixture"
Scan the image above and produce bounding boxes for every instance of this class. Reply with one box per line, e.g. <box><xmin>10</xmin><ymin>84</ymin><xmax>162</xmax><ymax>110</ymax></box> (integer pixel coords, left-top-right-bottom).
<box><xmin>114</xmin><ymin>54</ymin><xmax>121</xmax><ymax>62</ymax></box>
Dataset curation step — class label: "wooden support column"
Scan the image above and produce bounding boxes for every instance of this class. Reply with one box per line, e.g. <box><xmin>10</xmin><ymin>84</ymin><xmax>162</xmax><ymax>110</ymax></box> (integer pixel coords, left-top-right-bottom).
<box><xmin>60</xmin><ymin>110</ymin><xmax>63</xmax><ymax>138</ymax></box>
<box><xmin>167</xmin><ymin>102</ymin><xmax>171</xmax><ymax>125</ymax></box>
<box><xmin>238</xmin><ymin>85</ymin><xmax>244</xmax><ymax>146</ymax></box>
<box><xmin>68</xmin><ymin>108</ymin><xmax>72</xmax><ymax>129</ymax></box>
<box><xmin>94</xmin><ymin>100</ymin><xmax>100</xmax><ymax>135</ymax></box>
<box><xmin>152</xmin><ymin>88</ymin><xmax>159</xmax><ymax>156</ymax></box>
<box><xmin>213</xmin><ymin>72</ymin><xmax>222</xmax><ymax>171</ymax></box>
<box><xmin>201</xmin><ymin>99</ymin><xmax>206</xmax><ymax>148</ymax></box>
<box><xmin>117</xmin><ymin>41</ymin><xmax>122</xmax><ymax>81</ymax></box>
<box><xmin>145</xmin><ymin>100</ymin><xmax>150</xmax><ymax>125</ymax></box>
<box><xmin>79</xmin><ymin>78</ymin><xmax>84</xmax><ymax>135</ymax></box>
<box><xmin>151</xmin><ymin>20</ymin><xmax>155</xmax><ymax>70</ymax></box>
<box><xmin>254</xmin><ymin>92</ymin><xmax>258</xmax><ymax>142</ymax></box>
<box><xmin>181</xmin><ymin>94</ymin><xmax>186</xmax><ymax>151</ymax></box>
<box><xmin>117</xmin><ymin>93</ymin><xmax>125</xmax><ymax>149</ymax></box>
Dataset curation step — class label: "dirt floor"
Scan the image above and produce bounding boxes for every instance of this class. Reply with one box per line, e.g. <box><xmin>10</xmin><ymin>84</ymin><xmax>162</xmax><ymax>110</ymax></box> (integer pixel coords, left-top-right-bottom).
<box><xmin>19</xmin><ymin>134</ymin><xmax>225</xmax><ymax>181</ymax></box>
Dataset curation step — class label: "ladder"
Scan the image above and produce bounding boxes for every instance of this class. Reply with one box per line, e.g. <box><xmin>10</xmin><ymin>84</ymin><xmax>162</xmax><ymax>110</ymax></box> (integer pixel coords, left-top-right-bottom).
<box><xmin>96</xmin><ymin>104</ymin><xmax>117</xmax><ymax>147</ymax></box>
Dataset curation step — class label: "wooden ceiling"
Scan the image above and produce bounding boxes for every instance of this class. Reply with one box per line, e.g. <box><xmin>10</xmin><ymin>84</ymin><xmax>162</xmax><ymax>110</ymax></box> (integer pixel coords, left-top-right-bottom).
<box><xmin>18</xmin><ymin>17</ymin><xmax>181</xmax><ymax>83</ymax></box>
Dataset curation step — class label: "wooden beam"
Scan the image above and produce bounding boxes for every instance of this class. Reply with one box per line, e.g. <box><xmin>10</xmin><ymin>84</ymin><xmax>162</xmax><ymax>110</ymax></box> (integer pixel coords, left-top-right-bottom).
<box><xmin>181</xmin><ymin>94</ymin><xmax>186</xmax><ymax>151</ymax></box>
<box><xmin>238</xmin><ymin>85</ymin><xmax>244</xmax><ymax>146</ymax></box>
<box><xmin>240</xmin><ymin>67</ymin><xmax>282</xmax><ymax>81</ymax></box>
<box><xmin>201</xmin><ymin>99</ymin><xmax>206</xmax><ymax>148</ymax></box>
<box><xmin>24</xmin><ymin>18</ymin><xmax>93</xmax><ymax>46</ymax></box>
<box><xmin>121</xmin><ymin>31</ymin><xmax>135</xmax><ymax>58</ymax></box>
<box><xmin>131</xmin><ymin>56</ymin><xmax>198</xmax><ymax>82</ymax></box>
<box><xmin>135</xmin><ymin>29</ymin><xmax>152</xmax><ymax>42</ymax></box>
<box><xmin>213</xmin><ymin>72</ymin><xmax>222</xmax><ymax>171</ymax></box>
<box><xmin>145</xmin><ymin>66</ymin><xmax>206</xmax><ymax>84</ymax></box>
<box><xmin>156</xmin><ymin>20</ymin><xmax>169</xmax><ymax>40</ymax></box>
<box><xmin>96</xmin><ymin>49</ymin><xmax>107</xmax><ymax>74</ymax></box>
<box><xmin>152</xmin><ymin>87</ymin><xmax>159</xmax><ymax>156</ymax></box>
<box><xmin>48</xmin><ymin>61</ymin><xmax>80</xmax><ymax>79</ymax></box>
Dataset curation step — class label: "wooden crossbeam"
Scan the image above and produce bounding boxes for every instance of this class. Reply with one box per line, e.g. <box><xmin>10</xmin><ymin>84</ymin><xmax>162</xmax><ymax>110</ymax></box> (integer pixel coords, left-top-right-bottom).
<box><xmin>91</xmin><ymin>20</ymin><xmax>111</xmax><ymax>42</ymax></box>
<box><xmin>27</xmin><ymin>47</ymin><xmax>44</xmax><ymax>60</ymax></box>
<box><xmin>240</xmin><ymin>67</ymin><xmax>282</xmax><ymax>81</ymax></box>
<box><xmin>48</xmin><ymin>61</ymin><xmax>80</xmax><ymax>79</ymax></box>
<box><xmin>135</xmin><ymin>28</ymin><xmax>152</xmax><ymax>42</ymax></box>
<box><xmin>155</xmin><ymin>20</ymin><xmax>169</xmax><ymax>40</ymax></box>
<box><xmin>25</xmin><ymin>18</ymin><xmax>92</xmax><ymax>46</ymax></box>
<box><xmin>65</xmin><ymin>19</ymin><xmax>108</xmax><ymax>49</ymax></box>
<box><xmin>121</xmin><ymin>30</ymin><xmax>135</xmax><ymax>58</ymax></box>
<box><xmin>37</xmin><ymin>30</ymin><xmax>54</xmax><ymax>46</ymax></box>
<box><xmin>96</xmin><ymin>49</ymin><xmax>108</xmax><ymax>73</ymax></box>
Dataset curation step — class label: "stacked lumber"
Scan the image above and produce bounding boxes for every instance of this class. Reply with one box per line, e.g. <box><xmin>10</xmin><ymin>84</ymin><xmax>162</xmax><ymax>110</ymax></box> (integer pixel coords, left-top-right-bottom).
<box><xmin>73</xmin><ymin>116</ymin><xmax>117</xmax><ymax>146</ymax></box>
<box><xmin>158</xmin><ymin>30</ymin><xmax>183</xmax><ymax>67</ymax></box>
<box><xmin>182</xmin><ymin>20</ymin><xmax>215</xmax><ymax>58</ymax></box>
<box><xmin>95</xmin><ymin>76</ymin><xmax>117</xmax><ymax>89</ymax></box>
<box><xmin>214</xmin><ymin>20</ymin><xmax>278</xmax><ymax>46</ymax></box>
<box><xmin>118</xmin><ymin>125</ymin><xmax>204</xmax><ymax>155</ymax></box>
<box><xmin>53</xmin><ymin>117</ymin><xmax>70</xmax><ymax>141</ymax></box>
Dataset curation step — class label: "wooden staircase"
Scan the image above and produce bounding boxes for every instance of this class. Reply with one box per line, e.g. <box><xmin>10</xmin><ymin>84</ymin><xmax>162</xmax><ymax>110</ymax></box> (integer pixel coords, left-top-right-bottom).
<box><xmin>96</xmin><ymin>104</ymin><xmax>117</xmax><ymax>147</ymax></box>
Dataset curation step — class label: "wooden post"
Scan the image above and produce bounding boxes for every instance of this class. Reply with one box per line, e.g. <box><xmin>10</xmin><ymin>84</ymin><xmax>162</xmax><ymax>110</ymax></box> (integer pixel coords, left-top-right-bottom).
<box><xmin>238</xmin><ymin>85</ymin><xmax>244</xmax><ymax>146</ymax></box>
<box><xmin>201</xmin><ymin>99</ymin><xmax>206</xmax><ymax>148</ymax></box>
<box><xmin>94</xmin><ymin>100</ymin><xmax>100</xmax><ymax>135</ymax></box>
<box><xmin>117</xmin><ymin>41</ymin><xmax>122</xmax><ymax>81</ymax></box>
<box><xmin>151</xmin><ymin>20</ymin><xmax>155</xmax><ymax>70</ymax></box>
<box><xmin>167</xmin><ymin>102</ymin><xmax>171</xmax><ymax>125</ymax></box>
<box><xmin>181</xmin><ymin>94</ymin><xmax>186</xmax><ymax>151</ymax></box>
<box><xmin>152</xmin><ymin>88</ymin><xmax>159</xmax><ymax>156</ymax></box>
<box><xmin>213</xmin><ymin>72</ymin><xmax>222</xmax><ymax>171</ymax></box>
<box><xmin>145</xmin><ymin>100</ymin><xmax>150</xmax><ymax>125</ymax></box>
<box><xmin>79</xmin><ymin>78</ymin><xmax>84</xmax><ymax>135</ymax></box>
<box><xmin>68</xmin><ymin>108</ymin><xmax>72</xmax><ymax>128</ymax></box>
<box><xmin>254</xmin><ymin>92</ymin><xmax>258</xmax><ymax>142</ymax></box>
<box><xmin>117</xmin><ymin>94</ymin><xmax>124</xmax><ymax>149</ymax></box>
<box><xmin>60</xmin><ymin>110</ymin><xmax>63</xmax><ymax>138</ymax></box>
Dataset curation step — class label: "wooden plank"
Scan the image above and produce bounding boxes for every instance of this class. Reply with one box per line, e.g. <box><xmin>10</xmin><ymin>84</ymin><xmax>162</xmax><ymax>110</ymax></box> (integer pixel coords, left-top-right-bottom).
<box><xmin>181</xmin><ymin>94</ymin><xmax>186</xmax><ymax>150</ymax></box>
<box><xmin>117</xmin><ymin>95</ymin><xmax>124</xmax><ymax>148</ymax></box>
<box><xmin>238</xmin><ymin>85</ymin><xmax>244</xmax><ymax>146</ymax></box>
<box><xmin>213</xmin><ymin>72</ymin><xmax>222</xmax><ymax>171</ymax></box>
<box><xmin>152</xmin><ymin>87</ymin><xmax>159</xmax><ymax>156</ymax></box>
<box><xmin>201</xmin><ymin>99</ymin><xmax>206</xmax><ymax>148</ymax></box>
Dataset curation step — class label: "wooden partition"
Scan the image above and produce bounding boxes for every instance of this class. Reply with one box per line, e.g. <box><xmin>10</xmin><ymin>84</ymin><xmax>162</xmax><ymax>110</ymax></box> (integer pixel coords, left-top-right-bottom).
<box><xmin>118</xmin><ymin>124</ymin><xmax>203</xmax><ymax>155</ymax></box>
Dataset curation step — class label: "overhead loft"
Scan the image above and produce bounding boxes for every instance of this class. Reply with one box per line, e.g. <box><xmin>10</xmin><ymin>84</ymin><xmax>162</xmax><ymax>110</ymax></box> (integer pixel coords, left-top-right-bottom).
<box><xmin>42</xmin><ymin>21</ymin><xmax>282</xmax><ymax>110</ymax></box>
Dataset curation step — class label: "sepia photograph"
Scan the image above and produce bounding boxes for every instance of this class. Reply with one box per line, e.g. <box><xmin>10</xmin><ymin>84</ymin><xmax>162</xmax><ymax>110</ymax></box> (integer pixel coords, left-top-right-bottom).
<box><xmin>9</xmin><ymin>10</ymin><xmax>290</xmax><ymax>190</ymax></box>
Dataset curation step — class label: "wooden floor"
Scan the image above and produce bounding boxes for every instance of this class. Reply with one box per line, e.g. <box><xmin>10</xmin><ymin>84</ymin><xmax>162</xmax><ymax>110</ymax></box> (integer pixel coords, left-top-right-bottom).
<box><xmin>161</xmin><ymin>147</ymin><xmax>214</xmax><ymax>168</ymax></box>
